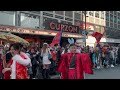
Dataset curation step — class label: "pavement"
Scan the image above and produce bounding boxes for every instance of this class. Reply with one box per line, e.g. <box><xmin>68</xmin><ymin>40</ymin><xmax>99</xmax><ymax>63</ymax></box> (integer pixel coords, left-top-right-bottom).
<box><xmin>50</xmin><ymin>65</ymin><xmax>120</xmax><ymax>79</ymax></box>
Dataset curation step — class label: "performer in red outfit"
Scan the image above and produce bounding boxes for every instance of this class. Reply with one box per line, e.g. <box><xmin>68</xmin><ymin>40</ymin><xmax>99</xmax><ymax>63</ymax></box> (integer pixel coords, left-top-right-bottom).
<box><xmin>2</xmin><ymin>43</ymin><xmax>31</xmax><ymax>79</ymax></box>
<box><xmin>57</xmin><ymin>44</ymin><xmax>93</xmax><ymax>79</ymax></box>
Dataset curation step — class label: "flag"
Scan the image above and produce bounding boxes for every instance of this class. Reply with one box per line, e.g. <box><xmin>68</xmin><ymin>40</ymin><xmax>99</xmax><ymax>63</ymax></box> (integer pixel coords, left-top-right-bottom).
<box><xmin>50</xmin><ymin>30</ymin><xmax>62</xmax><ymax>47</ymax></box>
<box><xmin>92</xmin><ymin>32</ymin><xmax>104</xmax><ymax>43</ymax></box>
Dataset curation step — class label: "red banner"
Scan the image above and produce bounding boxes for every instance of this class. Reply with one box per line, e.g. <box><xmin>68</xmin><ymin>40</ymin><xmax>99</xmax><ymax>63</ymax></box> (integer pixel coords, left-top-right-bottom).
<box><xmin>50</xmin><ymin>31</ymin><xmax>62</xmax><ymax>47</ymax></box>
<box><xmin>92</xmin><ymin>32</ymin><xmax>103</xmax><ymax>43</ymax></box>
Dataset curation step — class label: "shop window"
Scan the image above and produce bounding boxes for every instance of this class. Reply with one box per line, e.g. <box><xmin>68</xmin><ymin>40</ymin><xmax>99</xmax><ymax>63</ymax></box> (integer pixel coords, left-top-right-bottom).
<box><xmin>20</xmin><ymin>13</ymin><xmax>40</xmax><ymax>28</ymax></box>
<box><xmin>0</xmin><ymin>11</ymin><xmax>15</xmax><ymax>26</ymax></box>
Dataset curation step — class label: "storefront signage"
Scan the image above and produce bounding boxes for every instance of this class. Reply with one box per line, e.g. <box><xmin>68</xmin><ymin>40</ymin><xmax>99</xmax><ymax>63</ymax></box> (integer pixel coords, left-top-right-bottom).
<box><xmin>0</xmin><ymin>25</ymin><xmax>82</xmax><ymax>38</ymax></box>
<box><xmin>47</xmin><ymin>22</ymin><xmax>79</xmax><ymax>33</ymax></box>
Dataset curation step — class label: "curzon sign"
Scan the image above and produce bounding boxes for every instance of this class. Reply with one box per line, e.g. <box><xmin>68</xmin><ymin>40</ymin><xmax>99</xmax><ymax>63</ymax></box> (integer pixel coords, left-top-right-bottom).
<box><xmin>48</xmin><ymin>22</ymin><xmax>79</xmax><ymax>33</ymax></box>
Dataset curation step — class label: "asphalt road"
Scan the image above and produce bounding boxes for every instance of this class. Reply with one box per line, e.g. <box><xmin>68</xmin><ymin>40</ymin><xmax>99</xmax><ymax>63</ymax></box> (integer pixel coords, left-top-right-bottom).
<box><xmin>51</xmin><ymin>65</ymin><xmax>120</xmax><ymax>79</ymax></box>
<box><xmin>85</xmin><ymin>65</ymin><xmax>120</xmax><ymax>79</ymax></box>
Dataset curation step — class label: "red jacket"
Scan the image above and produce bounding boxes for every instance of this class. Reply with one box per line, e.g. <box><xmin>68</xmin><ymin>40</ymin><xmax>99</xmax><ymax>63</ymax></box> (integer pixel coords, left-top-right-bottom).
<box><xmin>57</xmin><ymin>53</ymin><xmax>93</xmax><ymax>79</ymax></box>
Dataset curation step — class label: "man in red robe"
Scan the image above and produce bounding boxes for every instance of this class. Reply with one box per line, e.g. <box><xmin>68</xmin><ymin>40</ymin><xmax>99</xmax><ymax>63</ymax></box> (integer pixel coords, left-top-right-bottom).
<box><xmin>57</xmin><ymin>44</ymin><xmax>93</xmax><ymax>79</ymax></box>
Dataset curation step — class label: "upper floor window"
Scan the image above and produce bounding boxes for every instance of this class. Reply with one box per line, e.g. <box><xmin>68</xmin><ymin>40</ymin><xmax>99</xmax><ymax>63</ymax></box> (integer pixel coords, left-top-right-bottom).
<box><xmin>89</xmin><ymin>11</ymin><xmax>94</xmax><ymax>16</ymax></box>
<box><xmin>101</xmin><ymin>11</ymin><xmax>104</xmax><ymax>19</ymax></box>
<box><xmin>20</xmin><ymin>13</ymin><xmax>40</xmax><ymax>28</ymax></box>
<box><xmin>95</xmin><ymin>11</ymin><xmax>99</xmax><ymax>18</ymax></box>
<box><xmin>65</xmin><ymin>11</ymin><xmax>73</xmax><ymax>17</ymax></box>
<box><xmin>0</xmin><ymin>11</ymin><xmax>15</xmax><ymax>26</ymax></box>
<box><xmin>55</xmin><ymin>11</ymin><xmax>64</xmax><ymax>15</ymax></box>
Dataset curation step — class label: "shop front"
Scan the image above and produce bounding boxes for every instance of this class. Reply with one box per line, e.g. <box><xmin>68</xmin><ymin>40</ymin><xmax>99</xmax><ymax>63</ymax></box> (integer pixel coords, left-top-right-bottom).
<box><xmin>0</xmin><ymin>24</ymin><xmax>83</xmax><ymax>47</ymax></box>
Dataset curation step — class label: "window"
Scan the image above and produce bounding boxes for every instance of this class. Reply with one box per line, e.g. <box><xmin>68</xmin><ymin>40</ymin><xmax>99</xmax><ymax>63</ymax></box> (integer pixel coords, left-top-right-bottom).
<box><xmin>101</xmin><ymin>26</ymin><xmax>105</xmax><ymax>34</ymax></box>
<box><xmin>114</xmin><ymin>24</ymin><xmax>117</xmax><ymax>28</ymax></box>
<box><xmin>118</xmin><ymin>25</ymin><xmax>120</xmax><ymax>29</ymax></box>
<box><xmin>74</xmin><ymin>12</ymin><xmax>81</xmax><ymax>20</ymax></box>
<box><xmin>110</xmin><ymin>14</ymin><xmax>113</xmax><ymax>22</ymax></box>
<box><xmin>101</xmin><ymin>11</ymin><xmax>104</xmax><ymax>19</ymax></box>
<box><xmin>65</xmin><ymin>11</ymin><xmax>73</xmax><ymax>17</ymax></box>
<box><xmin>95</xmin><ymin>25</ymin><xmax>101</xmax><ymax>33</ymax></box>
<box><xmin>74</xmin><ymin>20</ymin><xmax>81</xmax><ymax>28</ymax></box>
<box><xmin>75</xmin><ymin>11</ymin><xmax>81</xmax><ymax>14</ymax></box>
<box><xmin>65</xmin><ymin>17</ymin><xmax>73</xmax><ymax>22</ymax></box>
<box><xmin>89</xmin><ymin>11</ymin><xmax>94</xmax><ymax>16</ymax></box>
<box><xmin>95</xmin><ymin>11</ymin><xmax>99</xmax><ymax>18</ymax></box>
<box><xmin>43</xmin><ymin>12</ymin><xmax>53</xmax><ymax>17</ymax></box>
<box><xmin>106</xmin><ymin>22</ymin><xmax>109</xmax><ymax>27</ymax></box>
<box><xmin>114</xmin><ymin>16</ymin><xmax>117</xmax><ymax>23</ymax></box>
<box><xmin>114</xmin><ymin>11</ymin><xmax>117</xmax><ymax>16</ymax></box>
<box><xmin>44</xmin><ymin>11</ymin><xmax>53</xmax><ymax>13</ymax></box>
<box><xmin>106</xmin><ymin>14</ymin><xmax>109</xmax><ymax>21</ymax></box>
<box><xmin>28</xmin><ymin>11</ymin><xmax>40</xmax><ymax>14</ymax></box>
<box><xmin>110</xmin><ymin>11</ymin><xmax>113</xmax><ymax>14</ymax></box>
<box><xmin>0</xmin><ymin>11</ymin><xmax>15</xmax><ymax>26</ymax></box>
<box><xmin>106</xmin><ymin>11</ymin><xmax>109</xmax><ymax>14</ymax></box>
<box><xmin>118</xmin><ymin>13</ymin><xmax>120</xmax><ymax>17</ymax></box>
<box><xmin>20</xmin><ymin>13</ymin><xmax>40</xmax><ymax>28</ymax></box>
<box><xmin>118</xmin><ymin>17</ymin><xmax>120</xmax><ymax>24</ymax></box>
<box><xmin>110</xmin><ymin>23</ymin><xmax>113</xmax><ymax>27</ymax></box>
<box><xmin>55</xmin><ymin>15</ymin><xmax>64</xmax><ymax>19</ymax></box>
<box><xmin>55</xmin><ymin>11</ymin><xmax>64</xmax><ymax>15</ymax></box>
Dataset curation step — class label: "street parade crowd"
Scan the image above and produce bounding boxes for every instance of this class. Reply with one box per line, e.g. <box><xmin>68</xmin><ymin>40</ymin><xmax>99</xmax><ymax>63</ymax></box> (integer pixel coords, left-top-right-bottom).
<box><xmin>0</xmin><ymin>41</ymin><xmax>120</xmax><ymax>79</ymax></box>
<box><xmin>0</xmin><ymin>31</ymin><xmax>120</xmax><ymax>79</ymax></box>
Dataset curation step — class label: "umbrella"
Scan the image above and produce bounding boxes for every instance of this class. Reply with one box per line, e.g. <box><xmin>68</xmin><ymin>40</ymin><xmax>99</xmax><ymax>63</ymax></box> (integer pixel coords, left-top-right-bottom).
<box><xmin>0</xmin><ymin>32</ymin><xmax>30</xmax><ymax>45</ymax></box>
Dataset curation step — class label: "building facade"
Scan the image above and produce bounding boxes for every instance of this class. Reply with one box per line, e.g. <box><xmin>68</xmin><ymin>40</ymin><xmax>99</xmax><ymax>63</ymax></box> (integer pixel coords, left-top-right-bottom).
<box><xmin>0</xmin><ymin>11</ymin><xmax>120</xmax><ymax>47</ymax></box>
